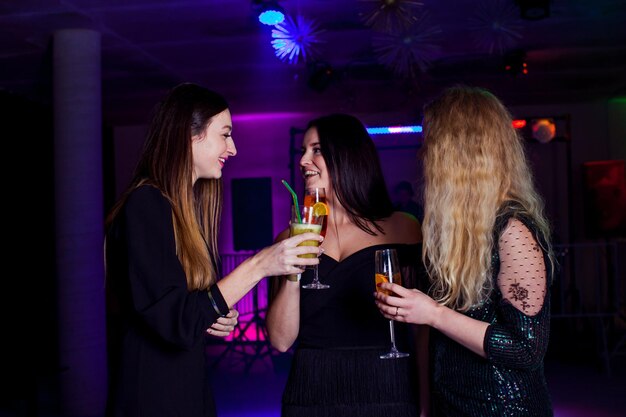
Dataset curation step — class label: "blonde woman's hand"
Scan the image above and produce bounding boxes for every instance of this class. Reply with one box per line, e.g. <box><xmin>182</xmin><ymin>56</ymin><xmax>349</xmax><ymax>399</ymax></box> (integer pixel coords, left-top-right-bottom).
<box><xmin>206</xmin><ymin>309</ymin><xmax>239</xmax><ymax>338</ymax></box>
<box><xmin>374</xmin><ymin>283</ymin><xmax>439</xmax><ymax>326</ymax></box>
<box><xmin>253</xmin><ymin>232</ymin><xmax>323</xmax><ymax>277</ymax></box>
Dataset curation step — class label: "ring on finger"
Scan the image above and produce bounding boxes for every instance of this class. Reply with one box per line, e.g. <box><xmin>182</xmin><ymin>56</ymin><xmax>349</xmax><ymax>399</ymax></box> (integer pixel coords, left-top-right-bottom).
<box><xmin>395</xmin><ymin>306</ymin><xmax>399</xmax><ymax>316</ymax></box>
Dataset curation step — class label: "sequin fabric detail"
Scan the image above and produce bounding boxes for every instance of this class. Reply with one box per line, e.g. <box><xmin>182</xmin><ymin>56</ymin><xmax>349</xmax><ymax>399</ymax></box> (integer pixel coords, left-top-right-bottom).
<box><xmin>431</xmin><ymin>204</ymin><xmax>553</xmax><ymax>416</ymax></box>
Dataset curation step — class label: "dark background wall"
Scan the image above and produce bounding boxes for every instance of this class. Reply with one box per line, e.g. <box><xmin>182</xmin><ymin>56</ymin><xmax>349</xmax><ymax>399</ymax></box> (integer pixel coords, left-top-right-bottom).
<box><xmin>1</xmin><ymin>91</ymin><xmax>57</xmax><ymax>414</ymax></box>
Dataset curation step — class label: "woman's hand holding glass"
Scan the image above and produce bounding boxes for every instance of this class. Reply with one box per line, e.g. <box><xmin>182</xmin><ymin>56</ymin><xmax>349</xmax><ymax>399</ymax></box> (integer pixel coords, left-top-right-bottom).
<box><xmin>253</xmin><ymin>232</ymin><xmax>323</xmax><ymax>278</ymax></box>
<box><xmin>374</xmin><ymin>282</ymin><xmax>437</xmax><ymax>327</ymax></box>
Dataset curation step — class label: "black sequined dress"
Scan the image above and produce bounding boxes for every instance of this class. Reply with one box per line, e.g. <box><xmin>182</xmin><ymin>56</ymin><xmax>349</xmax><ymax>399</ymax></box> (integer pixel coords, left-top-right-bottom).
<box><xmin>281</xmin><ymin>243</ymin><xmax>423</xmax><ymax>417</ymax></box>
<box><xmin>431</xmin><ymin>205</ymin><xmax>553</xmax><ymax>417</ymax></box>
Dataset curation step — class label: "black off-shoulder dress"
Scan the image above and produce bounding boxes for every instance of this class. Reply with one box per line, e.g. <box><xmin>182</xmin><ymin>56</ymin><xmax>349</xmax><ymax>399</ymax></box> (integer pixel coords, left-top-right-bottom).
<box><xmin>105</xmin><ymin>185</ymin><xmax>228</xmax><ymax>417</ymax></box>
<box><xmin>282</xmin><ymin>243</ymin><xmax>424</xmax><ymax>417</ymax></box>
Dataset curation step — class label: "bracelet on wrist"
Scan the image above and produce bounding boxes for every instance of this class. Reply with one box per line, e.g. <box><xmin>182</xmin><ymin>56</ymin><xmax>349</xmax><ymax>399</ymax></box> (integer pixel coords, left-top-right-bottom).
<box><xmin>207</xmin><ymin>285</ymin><xmax>229</xmax><ymax>317</ymax></box>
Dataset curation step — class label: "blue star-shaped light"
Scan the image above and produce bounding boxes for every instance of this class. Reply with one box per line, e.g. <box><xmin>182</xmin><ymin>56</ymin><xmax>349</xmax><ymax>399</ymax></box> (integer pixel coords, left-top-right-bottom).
<box><xmin>271</xmin><ymin>15</ymin><xmax>324</xmax><ymax>65</ymax></box>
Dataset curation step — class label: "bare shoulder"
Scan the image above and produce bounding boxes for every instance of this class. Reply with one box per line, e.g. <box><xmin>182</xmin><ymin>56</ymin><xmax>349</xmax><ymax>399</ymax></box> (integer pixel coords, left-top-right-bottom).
<box><xmin>383</xmin><ymin>212</ymin><xmax>422</xmax><ymax>244</ymax></box>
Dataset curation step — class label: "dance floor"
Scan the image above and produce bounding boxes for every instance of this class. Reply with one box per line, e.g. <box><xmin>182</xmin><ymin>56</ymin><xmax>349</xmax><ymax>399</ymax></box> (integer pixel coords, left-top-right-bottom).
<box><xmin>207</xmin><ymin>342</ymin><xmax>626</xmax><ymax>417</ymax></box>
<box><xmin>1</xmin><ymin>324</ymin><xmax>624</xmax><ymax>416</ymax></box>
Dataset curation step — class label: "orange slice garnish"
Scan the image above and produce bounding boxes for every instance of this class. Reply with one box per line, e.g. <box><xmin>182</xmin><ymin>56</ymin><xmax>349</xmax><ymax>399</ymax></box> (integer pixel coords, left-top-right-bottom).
<box><xmin>312</xmin><ymin>202</ymin><xmax>330</xmax><ymax>216</ymax></box>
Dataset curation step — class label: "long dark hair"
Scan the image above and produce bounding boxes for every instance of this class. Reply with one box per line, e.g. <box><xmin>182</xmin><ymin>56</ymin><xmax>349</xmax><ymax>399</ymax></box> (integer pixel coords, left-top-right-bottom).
<box><xmin>308</xmin><ymin>113</ymin><xmax>394</xmax><ymax>235</ymax></box>
<box><xmin>107</xmin><ymin>83</ymin><xmax>229</xmax><ymax>290</ymax></box>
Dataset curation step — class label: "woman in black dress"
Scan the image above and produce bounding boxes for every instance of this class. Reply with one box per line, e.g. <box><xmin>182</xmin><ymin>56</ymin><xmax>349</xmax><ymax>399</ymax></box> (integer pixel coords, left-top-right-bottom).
<box><xmin>105</xmin><ymin>83</ymin><xmax>323</xmax><ymax>417</ymax></box>
<box><xmin>266</xmin><ymin>114</ymin><xmax>428</xmax><ymax>416</ymax></box>
<box><xmin>375</xmin><ymin>86</ymin><xmax>556</xmax><ymax>416</ymax></box>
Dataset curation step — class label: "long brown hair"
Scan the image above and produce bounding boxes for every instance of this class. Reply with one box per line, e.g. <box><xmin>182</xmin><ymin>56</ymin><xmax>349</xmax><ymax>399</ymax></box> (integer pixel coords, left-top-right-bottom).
<box><xmin>107</xmin><ymin>83</ymin><xmax>228</xmax><ymax>290</ymax></box>
<box><xmin>308</xmin><ymin>113</ymin><xmax>394</xmax><ymax>235</ymax></box>
<box><xmin>421</xmin><ymin>85</ymin><xmax>554</xmax><ymax>311</ymax></box>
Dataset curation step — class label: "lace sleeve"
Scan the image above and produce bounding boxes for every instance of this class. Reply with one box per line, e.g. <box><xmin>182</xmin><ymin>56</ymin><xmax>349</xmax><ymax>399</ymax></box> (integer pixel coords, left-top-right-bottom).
<box><xmin>483</xmin><ymin>217</ymin><xmax>551</xmax><ymax>369</ymax></box>
<box><xmin>497</xmin><ymin>218</ymin><xmax>547</xmax><ymax>316</ymax></box>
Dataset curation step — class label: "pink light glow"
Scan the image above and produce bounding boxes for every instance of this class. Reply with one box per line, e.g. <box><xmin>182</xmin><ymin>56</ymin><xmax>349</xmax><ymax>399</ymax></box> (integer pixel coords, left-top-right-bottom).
<box><xmin>233</xmin><ymin>112</ymin><xmax>312</xmax><ymax>122</ymax></box>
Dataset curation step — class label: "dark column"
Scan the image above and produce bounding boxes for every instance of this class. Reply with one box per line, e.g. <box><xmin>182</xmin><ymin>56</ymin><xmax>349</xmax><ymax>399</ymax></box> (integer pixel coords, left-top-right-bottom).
<box><xmin>53</xmin><ymin>28</ymin><xmax>106</xmax><ymax>417</ymax></box>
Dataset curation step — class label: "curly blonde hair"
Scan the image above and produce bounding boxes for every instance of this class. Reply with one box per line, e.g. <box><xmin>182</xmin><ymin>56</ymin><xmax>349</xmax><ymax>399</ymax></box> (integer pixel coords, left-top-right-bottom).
<box><xmin>421</xmin><ymin>86</ymin><xmax>552</xmax><ymax>311</ymax></box>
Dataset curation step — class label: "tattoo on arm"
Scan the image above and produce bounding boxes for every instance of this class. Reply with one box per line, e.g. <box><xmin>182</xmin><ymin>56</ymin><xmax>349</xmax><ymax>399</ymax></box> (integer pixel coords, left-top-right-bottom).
<box><xmin>508</xmin><ymin>281</ymin><xmax>529</xmax><ymax>312</ymax></box>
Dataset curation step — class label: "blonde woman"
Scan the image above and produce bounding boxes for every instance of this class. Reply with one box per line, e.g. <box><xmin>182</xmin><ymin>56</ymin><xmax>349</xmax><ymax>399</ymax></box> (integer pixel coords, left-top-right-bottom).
<box><xmin>375</xmin><ymin>86</ymin><xmax>555</xmax><ymax>417</ymax></box>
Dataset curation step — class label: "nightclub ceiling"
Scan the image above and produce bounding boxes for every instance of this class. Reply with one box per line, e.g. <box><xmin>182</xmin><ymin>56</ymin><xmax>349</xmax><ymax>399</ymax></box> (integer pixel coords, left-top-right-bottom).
<box><xmin>1</xmin><ymin>0</ymin><xmax>625</xmax><ymax>124</ymax></box>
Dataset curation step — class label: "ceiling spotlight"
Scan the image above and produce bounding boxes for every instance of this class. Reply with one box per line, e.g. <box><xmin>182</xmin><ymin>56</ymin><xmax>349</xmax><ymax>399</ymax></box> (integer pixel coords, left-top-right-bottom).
<box><xmin>255</xmin><ymin>1</ymin><xmax>285</xmax><ymax>26</ymax></box>
<box><xmin>515</xmin><ymin>0</ymin><xmax>550</xmax><ymax>20</ymax></box>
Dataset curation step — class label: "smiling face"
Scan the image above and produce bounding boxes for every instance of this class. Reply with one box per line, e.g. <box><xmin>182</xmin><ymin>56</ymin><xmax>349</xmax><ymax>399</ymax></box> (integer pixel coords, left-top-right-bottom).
<box><xmin>300</xmin><ymin>127</ymin><xmax>330</xmax><ymax>191</ymax></box>
<box><xmin>191</xmin><ymin>109</ymin><xmax>236</xmax><ymax>182</ymax></box>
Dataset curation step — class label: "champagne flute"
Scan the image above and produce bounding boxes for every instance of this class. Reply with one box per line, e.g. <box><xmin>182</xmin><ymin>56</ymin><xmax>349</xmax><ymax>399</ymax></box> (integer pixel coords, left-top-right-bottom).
<box><xmin>375</xmin><ymin>248</ymin><xmax>409</xmax><ymax>359</ymax></box>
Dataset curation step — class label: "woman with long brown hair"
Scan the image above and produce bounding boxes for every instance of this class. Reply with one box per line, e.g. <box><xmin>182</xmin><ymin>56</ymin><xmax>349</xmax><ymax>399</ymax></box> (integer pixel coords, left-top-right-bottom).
<box><xmin>105</xmin><ymin>83</ymin><xmax>322</xmax><ymax>416</ymax></box>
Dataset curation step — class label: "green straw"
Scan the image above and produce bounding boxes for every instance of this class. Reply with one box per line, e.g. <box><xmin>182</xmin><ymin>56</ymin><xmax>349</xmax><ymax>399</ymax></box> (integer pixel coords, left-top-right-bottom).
<box><xmin>281</xmin><ymin>179</ymin><xmax>301</xmax><ymax>223</ymax></box>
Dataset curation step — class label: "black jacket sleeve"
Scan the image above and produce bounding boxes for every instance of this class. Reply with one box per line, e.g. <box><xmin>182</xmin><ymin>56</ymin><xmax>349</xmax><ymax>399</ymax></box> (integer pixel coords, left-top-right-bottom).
<box><xmin>120</xmin><ymin>185</ymin><xmax>223</xmax><ymax>350</ymax></box>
